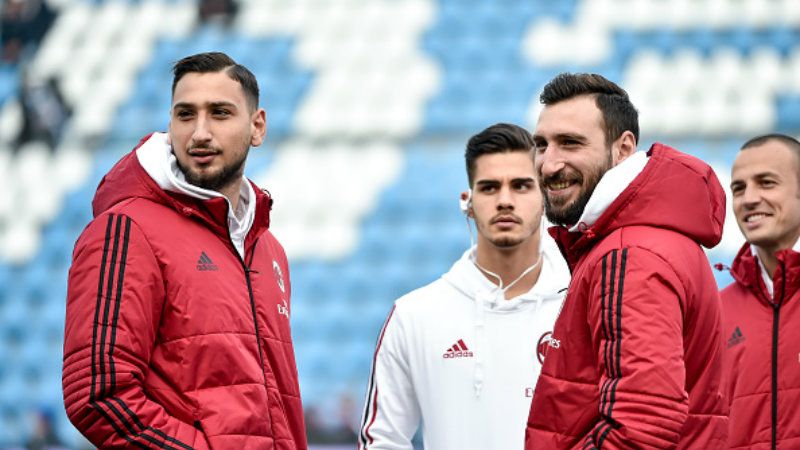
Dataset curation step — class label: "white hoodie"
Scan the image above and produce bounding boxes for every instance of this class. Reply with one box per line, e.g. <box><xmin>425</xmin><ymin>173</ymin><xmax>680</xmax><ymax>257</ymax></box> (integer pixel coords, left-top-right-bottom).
<box><xmin>135</xmin><ymin>132</ymin><xmax>256</xmax><ymax>258</ymax></box>
<box><xmin>359</xmin><ymin>230</ymin><xmax>570</xmax><ymax>450</ymax></box>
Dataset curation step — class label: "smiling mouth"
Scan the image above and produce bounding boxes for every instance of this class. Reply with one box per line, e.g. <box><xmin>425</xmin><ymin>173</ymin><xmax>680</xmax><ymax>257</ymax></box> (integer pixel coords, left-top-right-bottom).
<box><xmin>745</xmin><ymin>213</ymin><xmax>769</xmax><ymax>223</ymax></box>
<box><xmin>549</xmin><ymin>181</ymin><xmax>573</xmax><ymax>190</ymax></box>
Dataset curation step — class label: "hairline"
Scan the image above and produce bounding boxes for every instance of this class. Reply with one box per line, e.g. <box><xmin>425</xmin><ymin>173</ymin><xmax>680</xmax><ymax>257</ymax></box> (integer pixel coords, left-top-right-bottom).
<box><xmin>468</xmin><ymin>147</ymin><xmax>534</xmax><ymax>186</ymax></box>
<box><xmin>172</xmin><ymin>66</ymin><xmax>258</xmax><ymax>113</ymax></box>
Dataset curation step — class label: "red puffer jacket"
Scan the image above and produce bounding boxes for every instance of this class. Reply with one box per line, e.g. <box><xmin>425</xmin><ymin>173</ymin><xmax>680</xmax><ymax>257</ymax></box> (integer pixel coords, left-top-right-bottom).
<box><xmin>63</xmin><ymin>135</ymin><xmax>307</xmax><ymax>449</ymax></box>
<box><xmin>721</xmin><ymin>243</ymin><xmax>800</xmax><ymax>450</ymax></box>
<box><xmin>526</xmin><ymin>144</ymin><xmax>728</xmax><ymax>449</ymax></box>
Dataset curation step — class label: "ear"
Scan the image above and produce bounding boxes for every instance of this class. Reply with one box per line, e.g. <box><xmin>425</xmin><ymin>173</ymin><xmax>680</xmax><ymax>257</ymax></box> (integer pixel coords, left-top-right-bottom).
<box><xmin>250</xmin><ymin>108</ymin><xmax>267</xmax><ymax>147</ymax></box>
<box><xmin>613</xmin><ymin>130</ymin><xmax>637</xmax><ymax>164</ymax></box>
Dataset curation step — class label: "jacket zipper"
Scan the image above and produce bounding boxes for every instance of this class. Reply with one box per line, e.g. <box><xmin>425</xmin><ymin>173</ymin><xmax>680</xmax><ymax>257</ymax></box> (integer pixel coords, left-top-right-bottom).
<box><xmin>771</xmin><ymin>262</ymin><xmax>786</xmax><ymax>450</ymax></box>
<box><xmin>243</xmin><ymin>256</ymin><xmax>267</xmax><ymax>383</ymax></box>
<box><xmin>240</xmin><ymin>239</ymin><xmax>279</xmax><ymax>446</ymax></box>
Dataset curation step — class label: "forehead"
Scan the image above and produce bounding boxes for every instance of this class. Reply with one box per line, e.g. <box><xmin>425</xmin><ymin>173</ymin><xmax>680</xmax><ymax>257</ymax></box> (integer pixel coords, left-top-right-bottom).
<box><xmin>172</xmin><ymin>71</ymin><xmax>246</xmax><ymax>107</ymax></box>
<box><xmin>732</xmin><ymin>143</ymin><xmax>800</xmax><ymax>182</ymax></box>
<box><xmin>534</xmin><ymin>95</ymin><xmax>603</xmax><ymax>138</ymax></box>
<box><xmin>473</xmin><ymin>151</ymin><xmax>535</xmax><ymax>180</ymax></box>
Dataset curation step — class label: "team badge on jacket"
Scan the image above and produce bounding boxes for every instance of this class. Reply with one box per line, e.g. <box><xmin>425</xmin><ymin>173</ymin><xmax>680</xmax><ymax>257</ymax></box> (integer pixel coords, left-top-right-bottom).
<box><xmin>272</xmin><ymin>259</ymin><xmax>285</xmax><ymax>293</ymax></box>
<box><xmin>537</xmin><ymin>331</ymin><xmax>559</xmax><ymax>364</ymax></box>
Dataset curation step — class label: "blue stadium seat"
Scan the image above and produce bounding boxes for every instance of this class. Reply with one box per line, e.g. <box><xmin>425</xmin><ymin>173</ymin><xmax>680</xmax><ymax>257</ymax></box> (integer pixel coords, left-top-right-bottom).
<box><xmin>0</xmin><ymin>64</ymin><xmax>17</xmax><ymax>106</ymax></box>
<box><xmin>777</xmin><ymin>95</ymin><xmax>800</xmax><ymax>131</ymax></box>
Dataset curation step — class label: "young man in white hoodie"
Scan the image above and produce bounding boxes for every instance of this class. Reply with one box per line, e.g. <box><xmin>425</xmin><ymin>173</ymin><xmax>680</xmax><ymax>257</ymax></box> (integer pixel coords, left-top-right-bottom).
<box><xmin>358</xmin><ymin>123</ymin><xmax>570</xmax><ymax>450</ymax></box>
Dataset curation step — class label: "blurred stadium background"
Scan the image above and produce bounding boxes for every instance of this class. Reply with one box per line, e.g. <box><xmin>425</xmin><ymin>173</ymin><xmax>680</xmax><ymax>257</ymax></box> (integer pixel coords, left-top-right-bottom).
<box><xmin>0</xmin><ymin>0</ymin><xmax>799</xmax><ymax>447</ymax></box>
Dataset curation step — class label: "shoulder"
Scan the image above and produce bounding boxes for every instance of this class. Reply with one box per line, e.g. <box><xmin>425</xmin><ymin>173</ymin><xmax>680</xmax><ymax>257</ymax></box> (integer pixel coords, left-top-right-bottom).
<box><xmin>393</xmin><ymin>277</ymin><xmax>459</xmax><ymax>318</ymax></box>
<box><xmin>98</xmin><ymin>197</ymin><xmax>182</xmax><ymax>232</ymax></box>
<box><xmin>256</xmin><ymin>230</ymin><xmax>288</xmax><ymax>261</ymax></box>
<box><xmin>588</xmin><ymin>226</ymin><xmax>705</xmax><ymax>268</ymax></box>
<box><xmin>719</xmin><ymin>280</ymin><xmax>752</xmax><ymax>307</ymax></box>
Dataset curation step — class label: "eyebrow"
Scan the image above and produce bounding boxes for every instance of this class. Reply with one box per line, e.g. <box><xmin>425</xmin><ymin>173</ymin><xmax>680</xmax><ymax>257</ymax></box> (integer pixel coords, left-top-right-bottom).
<box><xmin>533</xmin><ymin>132</ymin><xmax>587</xmax><ymax>143</ymax></box>
<box><xmin>730</xmin><ymin>172</ymin><xmax>780</xmax><ymax>186</ymax></box>
<box><xmin>475</xmin><ymin>177</ymin><xmax>535</xmax><ymax>185</ymax></box>
<box><xmin>172</xmin><ymin>101</ymin><xmax>238</xmax><ymax>110</ymax></box>
<box><xmin>554</xmin><ymin>132</ymin><xmax>587</xmax><ymax>142</ymax></box>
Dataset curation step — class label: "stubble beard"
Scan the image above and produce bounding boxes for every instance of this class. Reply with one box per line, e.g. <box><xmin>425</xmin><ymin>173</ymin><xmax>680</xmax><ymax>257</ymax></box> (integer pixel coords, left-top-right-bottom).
<box><xmin>490</xmin><ymin>235</ymin><xmax>524</xmax><ymax>248</ymax></box>
<box><xmin>178</xmin><ymin>146</ymin><xmax>249</xmax><ymax>193</ymax></box>
<box><xmin>542</xmin><ymin>151</ymin><xmax>613</xmax><ymax>227</ymax></box>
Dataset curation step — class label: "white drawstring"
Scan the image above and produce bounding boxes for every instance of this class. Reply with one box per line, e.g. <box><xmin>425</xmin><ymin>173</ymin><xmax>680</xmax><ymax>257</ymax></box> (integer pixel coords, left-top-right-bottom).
<box><xmin>465</xmin><ymin>215</ymin><xmax>543</xmax><ymax>299</ymax></box>
<box><xmin>464</xmin><ymin>216</ymin><xmax>543</xmax><ymax>397</ymax></box>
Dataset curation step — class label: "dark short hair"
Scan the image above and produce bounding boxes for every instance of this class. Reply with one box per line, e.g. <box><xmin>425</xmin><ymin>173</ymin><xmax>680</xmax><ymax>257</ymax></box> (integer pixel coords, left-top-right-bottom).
<box><xmin>540</xmin><ymin>73</ymin><xmax>639</xmax><ymax>146</ymax></box>
<box><xmin>741</xmin><ymin>133</ymin><xmax>800</xmax><ymax>152</ymax></box>
<box><xmin>172</xmin><ymin>52</ymin><xmax>259</xmax><ymax>111</ymax></box>
<box><xmin>465</xmin><ymin>123</ymin><xmax>535</xmax><ymax>185</ymax></box>
<box><xmin>741</xmin><ymin>133</ymin><xmax>800</xmax><ymax>174</ymax></box>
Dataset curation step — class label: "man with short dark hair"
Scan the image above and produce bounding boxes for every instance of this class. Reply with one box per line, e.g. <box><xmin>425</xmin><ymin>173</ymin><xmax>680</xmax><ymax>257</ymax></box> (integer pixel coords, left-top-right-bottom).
<box><xmin>63</xmin><ymin>52</ymin><xmax>307</xmax><ymax>449</ymax></box>
<box><xmin>525</xmin><ymin>73</ymin><xmax>728</xmax><ymax>449</ymax></box>
<box><xmin>359</xmin><ymin>123</ymin><xmax>569</xmax><ymax>450</ymax></box>
<box><xmin>721</xmin><ymin>133</ymin><xmax>800</xmax><ymax>449</ymax></box>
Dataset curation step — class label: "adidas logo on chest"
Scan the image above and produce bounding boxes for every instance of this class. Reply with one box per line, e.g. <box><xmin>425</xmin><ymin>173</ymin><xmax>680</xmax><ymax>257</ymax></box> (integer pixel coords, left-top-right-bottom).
<box><xmin>196</xmin><ymin>251</ymin><xmax>219</xmax><ymax>271</ymax></box>
<box><xmin>727</xmin><ymin>326</ymin><xmax>745</xmax><ymax>348</ymax></box>
<box><xmin>442</xmin><ymin>339</ymin><xmax>474</xmax><ymax>359</ymax></box>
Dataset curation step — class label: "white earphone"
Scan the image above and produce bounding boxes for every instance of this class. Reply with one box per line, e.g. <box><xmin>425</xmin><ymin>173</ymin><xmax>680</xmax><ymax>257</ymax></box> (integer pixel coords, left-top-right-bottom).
<box><xmin>459</xmin><ymin>189</ymin><xmax>472</xmax><ymax>215</ymax></box>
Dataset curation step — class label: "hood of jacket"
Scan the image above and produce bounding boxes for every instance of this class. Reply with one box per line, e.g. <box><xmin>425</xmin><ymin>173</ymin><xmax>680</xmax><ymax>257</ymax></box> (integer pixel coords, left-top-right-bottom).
<box><xmin>550</xmin><ymin>143</ymin><xmax>726</xmax><ymax>269</ymax></box>
<box><xmin>441</xmin><ymin>229</ymin><xmax>570</xmax><ymax>312</ymax></box>
<box><xmin>91</xmin><ymin>133</ymin><xmax>273</xmax><ymax>249</ymax></box>
<box><xmin>729</xmin><ymin>241</ymin><xmax>800</xmax><ymax>305</ymax></box>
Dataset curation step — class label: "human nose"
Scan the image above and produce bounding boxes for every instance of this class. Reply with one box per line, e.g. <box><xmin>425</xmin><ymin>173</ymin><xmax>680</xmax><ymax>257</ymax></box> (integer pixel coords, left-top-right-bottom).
<box><xmin>536</xmin><ymin>147</ymin><xmax>565</xmax><ymax>178</ymax></box>
<box><xmin>497</xmin><ymin>185</ymin><xmax>513</xmax><ymax>209</ymax></box>
<box><xmin>190</xmin><ymin>115</ymin><xmax>212</xmax><ymax>145</ymax></box>
<box><xmin>741</xmin><ymin>185</ymin><xmax>761</xmax><ymax>207</ymax></box>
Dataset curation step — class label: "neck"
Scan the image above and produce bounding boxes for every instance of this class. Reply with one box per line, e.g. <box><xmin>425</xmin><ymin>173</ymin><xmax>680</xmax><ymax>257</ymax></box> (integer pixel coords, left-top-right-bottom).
<box><xmin>474</xmin><ymin>236</ymin><xmax>542</xmax><ymax>300</ymax></box>
<box><xmin>756</xmin><ymin>244</ymin><xmax>786</xmax><ymax>279</ymax></box>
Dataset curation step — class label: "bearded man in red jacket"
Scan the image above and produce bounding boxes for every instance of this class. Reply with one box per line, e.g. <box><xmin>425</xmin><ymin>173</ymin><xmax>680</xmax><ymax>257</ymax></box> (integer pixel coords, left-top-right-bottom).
<box><xmin>62</xmin><ymin>52</ymin><xmax>307</xmax><ymax>449</ymax></box>
<box><xmin>722</xmin><ymin>134</ymin><xmax>800</xmax><ymax>450</ymax></box>
<box><xmin>525</xmin><ymin>73</ymin><xmax>728</xmax><ymax>449</ymax></box>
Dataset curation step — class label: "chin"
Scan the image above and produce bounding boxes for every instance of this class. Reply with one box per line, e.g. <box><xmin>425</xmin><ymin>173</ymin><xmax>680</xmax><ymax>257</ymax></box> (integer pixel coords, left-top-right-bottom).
<box><xmin>745</xmin><ymin>236</ymin><xmax>775</xmax><ymax>250</ymax></box>
<box><xmin>490</xmin><ymin>236</ymin><xmax>523</xmax><ymax>248</ymax></box>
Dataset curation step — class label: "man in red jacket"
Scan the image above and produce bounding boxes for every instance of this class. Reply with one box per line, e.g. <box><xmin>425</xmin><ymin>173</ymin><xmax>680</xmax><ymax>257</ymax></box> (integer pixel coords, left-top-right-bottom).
<box><xmin>722</xmin><ymin>134</ymin><xmax>800</xmax><ymax>450</ymax></box>
<box><xmin>525</xmin><ymin>73</ymin><xmax>728</xmax><ymax>449</ymax></box>
<box><xmin>62</xmin><ymin>52</ymin><xmax>307</xmax><ymax>449</ymax></box>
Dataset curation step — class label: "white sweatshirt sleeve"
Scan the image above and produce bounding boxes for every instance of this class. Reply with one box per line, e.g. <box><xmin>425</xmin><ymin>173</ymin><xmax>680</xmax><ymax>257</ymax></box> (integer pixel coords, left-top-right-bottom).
<box><xmin>358</xmin><ymin>305</ymin><xmax>421</xmax><ymax>450</ymax></box>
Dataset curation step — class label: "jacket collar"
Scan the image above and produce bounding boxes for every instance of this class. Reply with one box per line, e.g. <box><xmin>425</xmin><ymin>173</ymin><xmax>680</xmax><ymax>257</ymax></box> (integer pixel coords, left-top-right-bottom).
<box><xmin>731</xmin><ymin>242</ymin><xmax>800</xmax><ymax>305</ymax></box>
<box><xmin>549</xmin><ymin>143</ymin><xmax>726</xmax><ymax>271</ymax></box>
<box><xmin>92</xmin><ymin>133</ymin><xmax>272</xmax><ymax>253</ymax></box>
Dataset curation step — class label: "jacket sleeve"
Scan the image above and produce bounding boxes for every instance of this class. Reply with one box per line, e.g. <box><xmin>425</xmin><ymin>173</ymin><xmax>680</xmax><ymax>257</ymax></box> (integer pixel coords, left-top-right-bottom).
<box><xmin>578</xmin><ymin>247</ymin><xmax>689</xmax><ymax>449</ymax></box>
<box><xmin>62</xmin><ymin>213</ymin><xmax>211</xmax><ymax>450</ymax></box>
<box><xmin>358</xmin><ymin>305</ymin><xmax>421</xmax><ymax>450</ymax></box>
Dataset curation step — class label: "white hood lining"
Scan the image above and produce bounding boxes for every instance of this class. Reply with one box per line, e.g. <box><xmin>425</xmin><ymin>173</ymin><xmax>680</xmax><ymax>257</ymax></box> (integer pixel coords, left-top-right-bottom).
<box><xmin>135</xmin><ymin>132</ymin><xmax>256</xmax><ymax>259</ymax></box>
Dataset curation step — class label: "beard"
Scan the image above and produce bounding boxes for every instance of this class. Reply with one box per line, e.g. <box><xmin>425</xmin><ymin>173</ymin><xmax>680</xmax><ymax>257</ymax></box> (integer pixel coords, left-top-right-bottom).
<box><xmin>541</xmin><ymin>151</ymin><xmax>613</xmax><ymax>226</ymax></box>
<box><xmin>177</xmin><ymin>147</ymin><xmax>248</xmax><ymax>192</ymax></box>
<box><xmin>489</xmin><ymin>235</ymin><xmax>524</xmax><ymax>248</ymax></box>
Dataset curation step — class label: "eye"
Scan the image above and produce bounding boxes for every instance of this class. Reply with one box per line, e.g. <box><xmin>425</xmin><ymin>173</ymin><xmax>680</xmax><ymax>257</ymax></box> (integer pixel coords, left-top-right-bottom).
<box><xmin>513</xmin><ymin>182</ymin><xmax>533</xmax><ymax>191</ymax></box>
<box><xmin>212</xmin><ymin>108</ymin><xmax>231</xmax><ymax>117</ymax></box>
<box><xmin>175</xmin><ymin>110</ymin><xmax>194</xmax><ymax>120</ymax></box>
<box><xmin>479</xmin><ymin>185</ymin><xmax>497</xmax><ymax>193</ymax></box>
